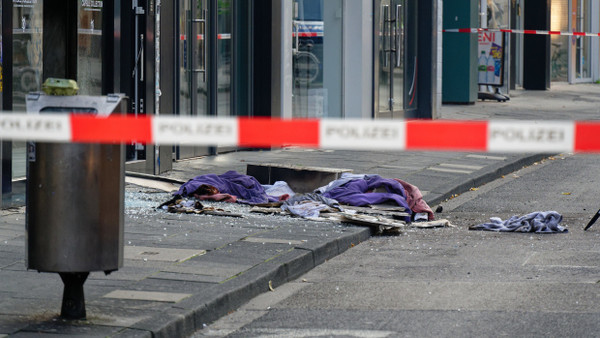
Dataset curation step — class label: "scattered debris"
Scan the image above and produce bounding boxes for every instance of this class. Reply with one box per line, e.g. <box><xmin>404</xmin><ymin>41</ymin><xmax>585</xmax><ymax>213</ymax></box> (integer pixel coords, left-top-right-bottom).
<box><xmin>158</xmin><ymin>197</ymin><xmax>244</xmax><ymax>218</ymax></box>
<box><xmin>250</xmin><ymin>206</ymin><xmax>288</xmax><ymax>215</ymax></box>
<box><xmin>342</xmin><ymin>205</ymin><xmax>409</xmax><ymax>219</ymax></box>
<box><xmin>410</xmin><ymin>219</ymin><xmax>455</xmax><ymax>228</ymax></box>
<box><xmin>338</xmin><ymin>213</ymin><xmax>405</xmax><ymax>235</ymax></box>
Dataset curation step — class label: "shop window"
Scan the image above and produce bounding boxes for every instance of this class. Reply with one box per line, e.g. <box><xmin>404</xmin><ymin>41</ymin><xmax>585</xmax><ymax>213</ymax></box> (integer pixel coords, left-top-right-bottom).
<box><xmin>551</xmin><ymin>0</ymin><xmax>568</xmax><ymax>81</ymax></box>
<box><xmin>12</xmin><ymin>0</ymin><xmax>43</xmax><ymax>180</ymax></box>
<box><xmin>78</xmin><ymin>0</ymin><xmax>103</xmax><ymax>95</ymax></box>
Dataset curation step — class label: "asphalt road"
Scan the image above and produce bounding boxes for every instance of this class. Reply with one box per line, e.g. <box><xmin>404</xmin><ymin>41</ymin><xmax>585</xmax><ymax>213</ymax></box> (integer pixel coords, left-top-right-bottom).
<box><xmin>192</xmin><ymin>153</ymin><xmax>600</xmax><ymax>337</ymax></box>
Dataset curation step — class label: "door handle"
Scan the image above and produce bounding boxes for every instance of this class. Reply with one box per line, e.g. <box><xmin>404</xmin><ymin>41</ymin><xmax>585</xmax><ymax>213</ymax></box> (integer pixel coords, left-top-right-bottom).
<box><xmin>139</xmin><ymin>34</ymin><xmax>144</xmax><ymax>81</ymax></box>
<box><xmin>190</xmin><ymin>9</ymin><xmax>207</xmax><ymax>82</ymax></box>
<box><xmin>202</xmin><ymin>9</ymin><xmax>207</xmax><ymax>83</ymax></box>
<box><xmin>132</xmin><ymin>34</ymin><xmax>144</xmax><ymax>80</ymax></box>
<box><xmin>293</xmin><ymin>21</ymin><xmax>299</xmax><ymax>55</ymax></box>
<box><xmin>382</xmin><ymin>5</ymin><xmax>389</xmax><ymax>68</ymax></box>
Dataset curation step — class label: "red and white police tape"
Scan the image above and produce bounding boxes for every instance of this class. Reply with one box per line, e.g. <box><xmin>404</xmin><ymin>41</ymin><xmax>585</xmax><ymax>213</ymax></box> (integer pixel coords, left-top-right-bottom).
<box><xmin>2</xmin><ymin>113</ymin><xmax>600</xmax><ymax>153</ymax></box>
<box><xmin>443</xmin><ymin>27</ymin><xmax>600</xmax><ymax>37</ymax></box>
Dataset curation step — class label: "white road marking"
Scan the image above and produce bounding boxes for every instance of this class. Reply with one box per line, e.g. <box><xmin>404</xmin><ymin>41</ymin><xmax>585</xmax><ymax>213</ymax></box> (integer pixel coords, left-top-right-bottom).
<box><xmin>439</xmin><ymin>163</ymin><xmax>485</xmax><ymax>170</ymax></box>
<box><xmin>466</xmin><ymin>154</ymin><xmax>507</xmax><ymax>161</ymax></box>
<box><xmin>427</xmin><ymin>167</ymin><xmax>474</xmax><ymax>174</ymax></box>
<box><xmin>231</xmin><ymin>328</ymin><xmax>396</xmax><ymax>337</ymax></box>
<box><xmin>103</xmin><ymin>290</ymin><xmax>192</xmax><ymax>303</ymax></box>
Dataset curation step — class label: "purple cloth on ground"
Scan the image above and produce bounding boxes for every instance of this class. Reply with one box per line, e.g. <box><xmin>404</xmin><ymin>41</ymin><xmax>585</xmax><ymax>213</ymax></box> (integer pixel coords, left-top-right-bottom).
<box><xmin>469</xmin><ymin>211</ymin><xmax>567</xmax><ymax>233</ymax></box>
<box><xmin>322</xmin><ymin>175</ymin><xmax>411</xmax><ymax>221</ymax></box>
<box><xmin>174</xmin><ymin>171</ymin><xmax>277</xmax><ymax>204</ymax></box>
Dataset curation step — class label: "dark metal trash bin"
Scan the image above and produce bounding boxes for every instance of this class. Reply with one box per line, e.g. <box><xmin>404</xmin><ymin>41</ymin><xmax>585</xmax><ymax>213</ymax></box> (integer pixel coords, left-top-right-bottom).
<box><xmin>25</xmin><ymin>92</ymin><xmax>127</xmax><ymax>319</ymax></box>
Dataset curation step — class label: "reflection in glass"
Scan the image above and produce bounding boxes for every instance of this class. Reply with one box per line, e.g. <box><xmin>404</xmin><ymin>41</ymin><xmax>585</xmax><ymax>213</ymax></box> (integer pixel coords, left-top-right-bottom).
<box><xmin>377</xmin><ymin>0</ymin><xmax>403</xmax><ymax>115</ymax></box>
<box><xmin>487</xmin><ymin>0</ymin><xmax>509</xmax><ymax>29</ymax></box>
<box><xmin>404</xmin><ymin>0</ymin><xmax>417</xmax><ymax>111</ymax></box>
<box><xmin>78</xmin><ymin>0</ymin><xmax>103</xmax><ymax>95</ymax></box>
<box><xmin>551</xmin><ymin>0</ymin><xmax>568</xmax><ymax>81</ymax></box>
<box><xmin>179</xmin><ymin>0</ymin><xmax>207</xmax><ymax>118</ymax></box>
<box><xmin>292</xmin><ymin>0</ymin><xmax>342</xmax><ymax>118</ymax></box>
<box><xmin>375</xmin><ymin>0</ymin><xmax>417</xmax><ymax>118</ymax></box>
<box><xmin>12</xmin><ymin>0</ymin><xmax>43</xmax><ymax>180</ymax></box>
<box><xmin>217</xmin><ymin>0</ymin><xmax>232</xmax><ymax>117</ymax></box>
<box><xmin>575</xmin><ymin>0</ymin><xmax>591</xmax><ymax>79</ymax></box>
<box><xmin>12</xmin><ymin>1</ymin><xmax>43</xmax><ymax>110</ymax></box>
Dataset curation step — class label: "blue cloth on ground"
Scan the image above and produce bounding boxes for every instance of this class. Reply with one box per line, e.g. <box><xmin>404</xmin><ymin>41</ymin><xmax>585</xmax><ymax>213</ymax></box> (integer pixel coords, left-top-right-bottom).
<box><xmin>469</xmin><ymin>211</ymin><xmax>567</xmax><ymax>233</ymax></box>
<box><xmin>174</xmin><ymin>171</ymin><xmax>277</xmax><ymax>204</ymax></box>
<box><xmin>315</xmin><ymin>173</ymin><xmax>374</xmax><ymax>194</ymax></box>
<box><xmin>281</xmin><ymin>193</ymin><xmax>341</xmax><ymax>219</ymax></box>
<box><xmin>321</xmin><ymin>175</ymin><xmax>411</xmax><ymax>221</ymax></box>
<box><xmin>262</xmin><ymin>181</ymin><xmax>295</xmax><ymax>199</ymax></box>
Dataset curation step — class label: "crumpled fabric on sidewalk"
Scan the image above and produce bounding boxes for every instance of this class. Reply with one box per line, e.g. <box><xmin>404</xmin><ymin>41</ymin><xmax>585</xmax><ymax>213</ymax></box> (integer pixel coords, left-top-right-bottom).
<box><xmin>394</xmin><ymin>178</ymin><xmax>434</xmax><ymax>221</ymax></box>
<box><xmin>314</xmin><ymin>173</ymin><xmax>376</xmax><ymax>194</ymax></box>
<box><xmin>469</xmin><ymin>211</ymin><xmax>567</xmax><ymax>233</ymax></box>
<box><xmin>321</xmin><ymin>175</ymin><xmax>411</xmax><ymax>222</ymax></box>
<box><xmin>175</xmin><ymin>171</ymin><xmax>279</xmax><ymax>204</ymax></box>
<box><xmin>281</xmin><ymin>193</ymin><xmax>342</xmax><ymax>219</ymax></box>
<box><xmin>263</xmin><ymin>181</ymin><xmax>295</xmax><ymax>201</ymax></box>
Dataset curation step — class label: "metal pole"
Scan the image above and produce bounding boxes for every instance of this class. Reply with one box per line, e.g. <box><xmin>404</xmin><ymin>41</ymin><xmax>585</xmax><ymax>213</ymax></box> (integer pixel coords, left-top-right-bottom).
<box><xmin>59</xmin><ymin>272</ymin><xmax>89</xmax><ymax>320</ymax></box>
<box><xmin>155</xmin><ymin>0</ymin><xmax>161</xmax><ymax>175</ymax></box>
<box><xmin>133</xmin><ymin>0</ymin><xmax>139</xmax><ymax>117</ymax></box>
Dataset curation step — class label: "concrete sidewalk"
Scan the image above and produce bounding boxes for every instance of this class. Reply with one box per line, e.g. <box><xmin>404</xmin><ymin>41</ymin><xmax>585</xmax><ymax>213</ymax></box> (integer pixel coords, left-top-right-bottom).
<box><xmin>0</xmin><ymin>83</ymin><xmax>598</xmax><ymax>337</ymax></box>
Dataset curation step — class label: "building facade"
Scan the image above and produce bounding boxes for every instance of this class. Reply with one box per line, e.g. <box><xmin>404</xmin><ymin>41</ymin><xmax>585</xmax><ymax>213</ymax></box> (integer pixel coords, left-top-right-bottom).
<box><xmin>0</xmin><ymin>0</ymin><xmax>441</xmax><ymax>207</ymax></box>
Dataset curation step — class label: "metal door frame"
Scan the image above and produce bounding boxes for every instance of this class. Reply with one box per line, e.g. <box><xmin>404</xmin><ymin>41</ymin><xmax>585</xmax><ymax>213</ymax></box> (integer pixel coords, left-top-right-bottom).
<box><xmin>569</xmin><ymin>0</ymin><xmax>593</xmax><ymax>83</ymax></box>
<box><xmin>176</xmin><ymin>0</ymin><xmax>212</xmax><ymax>159</ymax></box>
<box><xmin>373</xmin><ymin>0</ymin><xmax>405</xmax><ymax>119</ymax></box>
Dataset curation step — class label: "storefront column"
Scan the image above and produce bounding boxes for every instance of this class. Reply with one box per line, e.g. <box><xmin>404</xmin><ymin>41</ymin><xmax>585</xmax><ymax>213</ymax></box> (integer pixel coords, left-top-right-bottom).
<box><xmin>522</xmin><ymin>0</ymin><xmax>550</xmax><ymax>90</ymax></box>
<box><xmin>1</xmin><ymin>0</ymin><xmax>12</xmax><ymax>204</ymax></box>
<box><xmin>591</xmin><ymin>0</ymin><xmax>600</xmax><ymax>81</ymax></box>
<box><xmin>270</xmin><ymin>0</ymin><xmax>293</xmax><ymax>119</ymax></box>
<box><xmin>442</xmin><ymin>0</ymin><xmax>478</xmax><ymax>104</ymax></box>
<box><xmin>343</xmin><ymin>0</ymin><xmax>372</xmax><ymax>119</ymax></box>
<box><xmin>412</xmin><ymin>0</ymin><xmax>440</xmax><ymax>118</ymax></box>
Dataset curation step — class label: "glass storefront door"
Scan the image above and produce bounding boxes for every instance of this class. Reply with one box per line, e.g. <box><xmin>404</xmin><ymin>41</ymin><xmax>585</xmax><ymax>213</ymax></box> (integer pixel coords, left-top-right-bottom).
<box><xmin>292</xmin><ymin>0</ymin><xmax>343</xmax><ymax>118</ymax></box>
<box><xmin>217</xmin><ymin>0</ymin><xmax>232</xmax><ymax>118</ymax></box>
<box><xmin>78</xmin><ymin>0</ymin><xmax>103</xmax><ymax>95</ymax></box>
<box><xmin>178</xmin><ymin>0</ymin><xmax>232</xmax><ymax>158</ymax></box>
<box><xmin>374</xmin><ymin>0</ymin><xmax>417</xmax><ymax>119</ymax></box>
<box><xmin>573</xmin><ymin>0</ymin><xmax>592</xmax><ymax>81</ymax></box>
<box><xmin>179</xmin><ymin>0</ymin><xmax>208</xmax><ymax>159</ymax></box>
<box><xmin>551</xmin><ymin>0</ymin><xmax>569</xmax><ymax>81</ymax></box>
<box><xmin>12</xmin><ymin>0</ymin><xmax>43</xmax><ymax>181</ymax></box>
